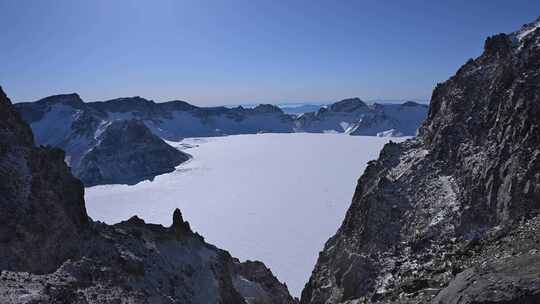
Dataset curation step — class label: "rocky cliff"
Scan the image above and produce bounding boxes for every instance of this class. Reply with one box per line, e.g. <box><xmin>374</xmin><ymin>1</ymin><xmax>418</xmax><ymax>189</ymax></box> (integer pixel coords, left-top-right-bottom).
<box><xmin>0</xmin><ymin>87</ymin><xmax>89</xmax><ymax>275</ymax></box>
<box><xmin>0</xmin><ymin>86</ymin><xmax>296</xmax><ymax>304</ymax></box>
<box><xmin>301</xmin><ymin>19</ymin><xmax>540</xmax><ymax>304</ymax></box>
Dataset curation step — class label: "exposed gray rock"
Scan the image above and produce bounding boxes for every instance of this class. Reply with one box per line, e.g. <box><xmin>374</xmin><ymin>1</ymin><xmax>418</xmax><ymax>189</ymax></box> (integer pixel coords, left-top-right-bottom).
<box><xmin>233</xmin><ymin>260</ymin><xmax>299</xmax><ymax>304</ymax></box>
<box><xmin>74</xmin><ymin>119</ymin><xmax>189</xmax><ymax>186</ymax></box>
<box><xmin>301</xmin><ymin>18</ymin><xmax>540</xmax><ymax>304</ymax></box>
<box><xmin>0</xmin><ymin>87</ymin><xmax>88</xmax><ymax>274</ymax></box>
<box><xmin>0</xmin><ymin>86</ymin><xmax>295</xmax><ymax>303</ymax></box>
<box><xmin>434</xmin><ymin>254</ymin><xmax>540</xmax><ymax>304</ymax></box>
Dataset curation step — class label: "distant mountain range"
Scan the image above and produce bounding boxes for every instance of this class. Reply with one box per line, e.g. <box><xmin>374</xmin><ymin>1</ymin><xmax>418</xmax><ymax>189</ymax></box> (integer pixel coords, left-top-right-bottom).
<box><xmin>235</xmin><ymin>99</ymin><xmax>428</xmax><ymax>115</ymax></box>
<box><xmin>15</xmin><ymin>95</ymin><xmax>427</xmax><ymax>185</ymax></box>
<box><xmin>295</xmin><ymin>99</ymin><xmax>427</xmax><ymax>136</ymax></box>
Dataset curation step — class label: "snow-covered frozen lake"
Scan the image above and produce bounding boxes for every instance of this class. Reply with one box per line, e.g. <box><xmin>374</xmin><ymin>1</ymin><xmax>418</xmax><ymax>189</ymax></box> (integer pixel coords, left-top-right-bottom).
<box><xmin>85</xmin><ymin>133</ymin><xmax>406</xmax><ymax>296</ymax></box>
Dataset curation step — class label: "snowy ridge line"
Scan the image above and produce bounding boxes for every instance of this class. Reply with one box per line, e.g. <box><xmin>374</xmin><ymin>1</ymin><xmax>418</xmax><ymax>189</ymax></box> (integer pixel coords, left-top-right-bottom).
<box><xmin>14</xmin><ymin>95</ymin><xmax>427</xmax><ymax>186</ymax></box>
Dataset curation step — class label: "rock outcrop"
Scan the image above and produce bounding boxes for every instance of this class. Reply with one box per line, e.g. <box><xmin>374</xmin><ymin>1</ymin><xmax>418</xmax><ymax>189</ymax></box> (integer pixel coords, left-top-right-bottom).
<box><xmin>301</xmin><ymin>18</ymin><xmax>540</xmax><ymax>304</ymax></box>
<box><xmin>0</xmin><ymin>88</ymin><xmax>88</xmax><ymax>274</ymax></box>
<box><xmin>233</xmin><ymin>260</ymin><xmax>298</xmax><ymax>304</ymax></box>
<box><xmin>75</xmin><ymin>119</ymin><xmax>189</xmax><ymax>186</ymax></box>
<box><xmin>0</xmin><ymin>86</ymin><xmax>296</xmax><ymax>303</ymax></box>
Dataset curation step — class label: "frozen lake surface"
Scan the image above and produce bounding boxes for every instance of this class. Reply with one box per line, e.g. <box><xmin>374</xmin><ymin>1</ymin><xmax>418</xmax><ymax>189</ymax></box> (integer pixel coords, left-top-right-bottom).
<box><xmin>85</xmin><ymin>133</ymin><xmax>406</xmax><ymax>296</ymax></box>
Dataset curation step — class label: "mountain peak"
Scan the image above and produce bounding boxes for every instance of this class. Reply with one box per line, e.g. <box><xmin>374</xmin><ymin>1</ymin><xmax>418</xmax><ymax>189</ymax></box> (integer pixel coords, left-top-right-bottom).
<box><xmin>253</xmin><ymin>104</ymin><xmax>284</xmax><ymax>113</ymax></box>
<box><xmin>75</xmin><ymin>119</ymin><xmax>190</xmax><ymax>186</ymax></box>
<box><xmin>401</xmin><ymin>100</ymin><xmax>422</xmax><ymax>107</ymax></box>
<box><xmin>160</xmin><ymin>99</ymin><xmax>198</xmax><ymax>112</ymax></box>
<box><xmin>104</xmin><ymin>96</ymin><xmax>154</xmax><ymax>105</ymax></box>
<box><xmin>512</xmin><ymin>16</ymin><xmax>540</xmax><ymax>42</ymax></box>
<box><xmin>88</xmin><ymin>96</ymin><xmax>156</xmax><ymax>113</ymax></box>
<box><xmin>328</xmin><ymin>97</ymin><xmax>368</xmax><ymax>112</ymax></box>
<box><xmin>36</xmin><ymin>93</ymin><xmax>84</xmax><ymax>107</ymax></box>
<box><xmin>172</xmin><ymin>208</ymin><xmax>192</xmax><ymax>237</ymax></box>
<box><xmin>484</xmin><ymin>33</ymin><xmax>513</xmax><ymax>57</ymax></box>
<box><xmin>172</xmin><ymin>208</ymin><xmax>184</xmax><ymax>226</ymax></box>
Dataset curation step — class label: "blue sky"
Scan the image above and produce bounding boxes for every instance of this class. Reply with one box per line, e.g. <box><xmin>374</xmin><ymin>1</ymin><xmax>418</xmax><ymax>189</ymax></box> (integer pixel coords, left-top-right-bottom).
<box><xmin>1</xmin><ymin>1</ymin><xmax>539</xmax><ymax>106</ymax></box>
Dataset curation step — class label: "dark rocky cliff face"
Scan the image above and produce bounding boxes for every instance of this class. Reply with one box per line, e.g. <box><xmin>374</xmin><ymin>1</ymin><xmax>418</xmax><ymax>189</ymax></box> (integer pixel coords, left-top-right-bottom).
<box><xmin>301</xmin><ymin>19</ymin><xmax>540</xmax><ymax>304</ymax></box>
<box><xmin>0</xmin><ymin>87</ymin><xmax>296</xmax><ymax>303</ymax></box>
<box><xmin>0</xmin><ymin>88</ymin><xmax>88</xmax><ymax>274</ymax></box>
<box><xmin>75</xmin><ymin>119</ymin><xmax>190</xmax><ymax>186</ymax></box>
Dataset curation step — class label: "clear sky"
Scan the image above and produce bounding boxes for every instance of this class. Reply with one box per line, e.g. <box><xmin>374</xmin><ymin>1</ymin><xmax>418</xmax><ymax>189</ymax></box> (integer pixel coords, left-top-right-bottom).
<box><xmin>1</xmin><ymin>1</ymin><xmax>539</xmax><ymax>106</ymax></box>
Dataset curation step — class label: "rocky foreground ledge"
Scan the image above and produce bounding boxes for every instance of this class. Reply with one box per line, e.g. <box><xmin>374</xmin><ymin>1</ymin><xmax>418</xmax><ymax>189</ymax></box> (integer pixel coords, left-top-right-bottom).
<box><xmin>0</xmin><ymin>86</ymin><xmax>296</xmax><ymax>303</ymax></box>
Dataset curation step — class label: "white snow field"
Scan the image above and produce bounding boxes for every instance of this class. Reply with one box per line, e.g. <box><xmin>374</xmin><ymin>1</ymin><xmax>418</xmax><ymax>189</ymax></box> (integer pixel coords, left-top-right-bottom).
<box><xmin>85</xmin><ymin>133</ymin><xmax>407</xmax><ymax>296</ymax></box>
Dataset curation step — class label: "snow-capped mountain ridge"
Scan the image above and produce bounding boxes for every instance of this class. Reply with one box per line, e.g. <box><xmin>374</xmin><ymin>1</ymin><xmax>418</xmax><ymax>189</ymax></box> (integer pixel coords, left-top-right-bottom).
<box><xmin>17</xmin><ymin>95</ymin><xmax>426</xmax><ymax>139</ymax></box>
<box><xmin>294</xmin><ymin>98</ymin><xmax>427</xmax><ymax>136</ymax></box>
<box><xmin>15</xmin><ymin>95</ymin><xmax>427</xmax><ymax>185</ymax></box>
<box><xmin>511</xmin><ymin>16</ymin><xmax>540</xmax><ymax>42</ymax></box>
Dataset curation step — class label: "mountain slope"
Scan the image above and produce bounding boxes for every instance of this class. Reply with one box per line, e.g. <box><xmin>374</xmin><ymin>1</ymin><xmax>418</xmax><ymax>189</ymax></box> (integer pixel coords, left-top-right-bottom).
<box><xmin>301</xmin><ymin>18</ymin><xmax>540</xmax><ymax>304</ymax></box>
<box><xmin>0</xmin><ymin>86</ymin><xmax>296</xmax><ymax>304</ymax></box>
<box><xmin>0</xmin><ymin>88</ymin><xmax>88</xmax><ymax>274</ymax></box>
<box><xmin>75</xmin><ymin>119</ymin><xmax>189</xmax><ymax>186</ymax></box>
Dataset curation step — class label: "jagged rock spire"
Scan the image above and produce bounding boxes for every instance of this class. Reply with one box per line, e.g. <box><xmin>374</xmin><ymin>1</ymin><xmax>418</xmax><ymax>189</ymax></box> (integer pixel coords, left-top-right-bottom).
<box><xmin>172</xmin><ymin>208</ymin><xmax>192</xmax><ymax>237</ymax></box>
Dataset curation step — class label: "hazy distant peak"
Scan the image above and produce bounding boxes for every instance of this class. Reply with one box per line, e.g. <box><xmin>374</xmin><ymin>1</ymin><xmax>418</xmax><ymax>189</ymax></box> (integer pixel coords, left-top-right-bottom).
<box><xmin>401</xmin><ymin>100</ymin><xmax>425</xmax><ymax>107</ymax></box>
<box><xmin>36</xmin><ymin>93</ymin><xmax>83</xmax><ymax>107</ymax></box>
<box><xmin>160</xmin><ymin>99</ymin><xmax>198</xmax><ymax>112</ymax></box>
<box><xmin>328</xmin><ymin>97</ymin><xmax>368</xmax><ymax>112</ymax></box>
<box><xmin>253</xmin><ymin>103</ymin><xmax>284</xmax><ymax>113</ymax></box>
<box><xmin>100</xmin><ymin>96</ymin><xmax>154</xmax><ymax>104</ymax></box>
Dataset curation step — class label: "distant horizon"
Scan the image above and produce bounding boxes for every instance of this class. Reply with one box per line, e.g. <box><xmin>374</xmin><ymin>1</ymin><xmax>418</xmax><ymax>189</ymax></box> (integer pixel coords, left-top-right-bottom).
<box><xmin>12</xmin><ymin>90</ymin><xmax>429</xmax><ymax>107</ymax></box>
<box><xmin>9</xmin><ymin>87</ymin><xmax>431</xmax><ymax>106</ymax></box>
